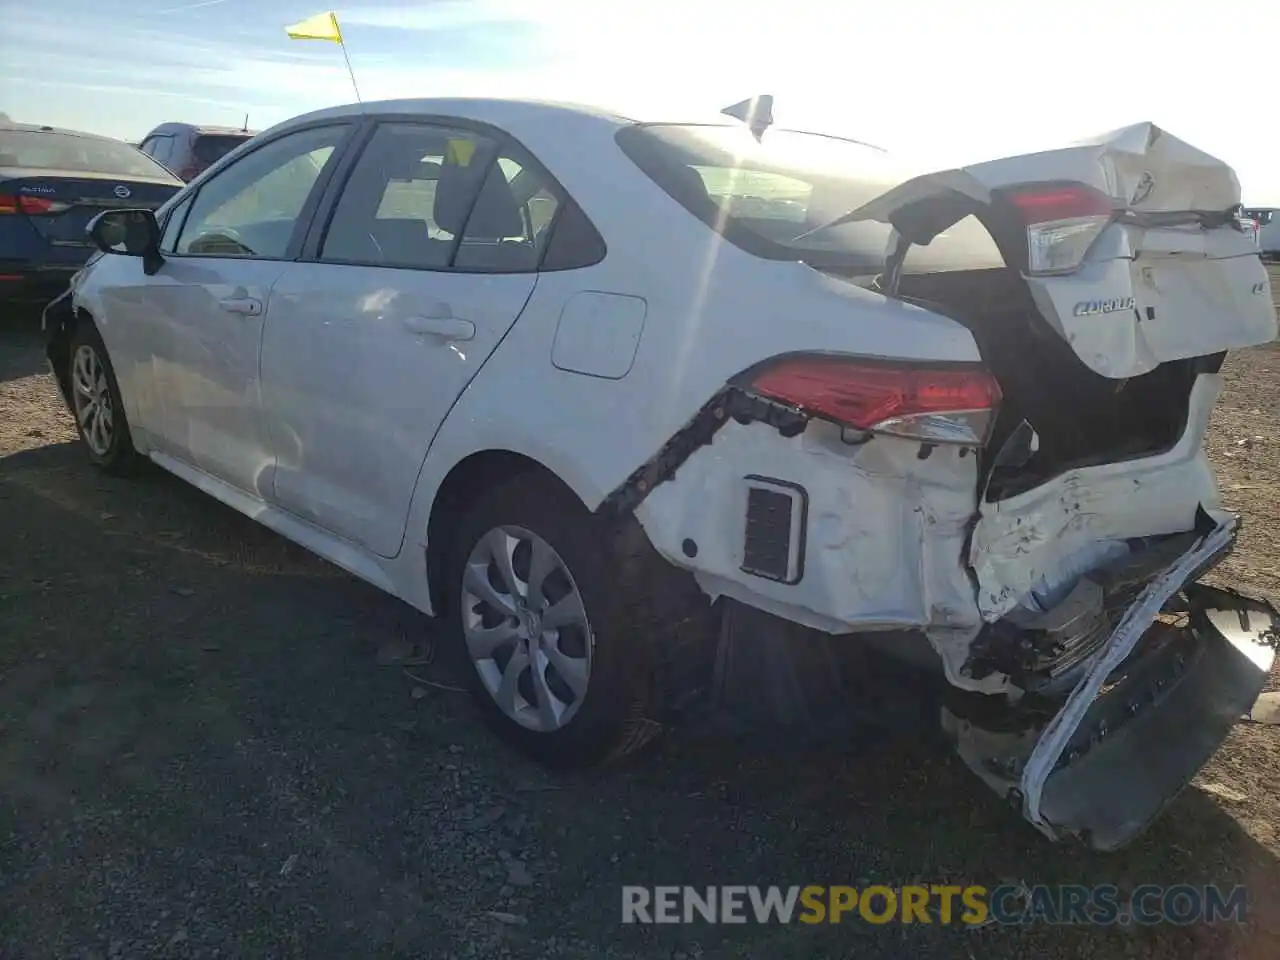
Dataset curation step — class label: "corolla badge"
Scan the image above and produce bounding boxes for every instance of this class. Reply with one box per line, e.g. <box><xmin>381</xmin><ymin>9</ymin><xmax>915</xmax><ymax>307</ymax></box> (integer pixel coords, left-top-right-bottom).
<box><xmin>113</xmin><ymin>184</ymin><xmax>131</xmax><ymax>199</ymax></box>
<box><xmin>1073</xmin><ymin>296</ymin><xmax>1135</xmax><ymax>317</ymax></box>
<box><xmin>1130</xmin><ymin>172</ymin><xmax>1155</xmax><ymax>206</ymax></box>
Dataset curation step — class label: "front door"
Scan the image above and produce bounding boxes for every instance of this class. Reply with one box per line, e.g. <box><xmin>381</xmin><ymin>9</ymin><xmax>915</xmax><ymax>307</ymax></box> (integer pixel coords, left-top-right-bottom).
<box><xmin>261</xmin><ymin>121</ymin><xmax>562</xmax><ymax>557</ymax></box>
<box><xmin>144</xmin><ymin>122</ymin><xmax>352</xmax><ymax>495</ymax></box>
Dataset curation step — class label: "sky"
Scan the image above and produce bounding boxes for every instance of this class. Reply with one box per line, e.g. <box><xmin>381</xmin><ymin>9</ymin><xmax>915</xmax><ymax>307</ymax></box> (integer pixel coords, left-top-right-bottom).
<box><xmin>2</xmin><ymin>0</ymin><xmax>1277</xmax><ymax>203</ymax></box>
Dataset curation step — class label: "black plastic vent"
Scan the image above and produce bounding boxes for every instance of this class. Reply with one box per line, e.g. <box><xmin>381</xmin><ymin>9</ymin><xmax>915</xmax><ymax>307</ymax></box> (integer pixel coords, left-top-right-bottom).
<box><xmin>741</xmin><ymin>477</ymin><xmax>806</xmax><ymax>584</ymax></box>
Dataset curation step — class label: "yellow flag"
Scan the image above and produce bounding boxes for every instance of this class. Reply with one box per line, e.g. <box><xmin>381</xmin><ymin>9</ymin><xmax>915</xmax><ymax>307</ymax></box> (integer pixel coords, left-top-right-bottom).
<box><xmin>286</xmin><ymin>11</ymin><xmax>343</xmax><ymax>43</ymax></box>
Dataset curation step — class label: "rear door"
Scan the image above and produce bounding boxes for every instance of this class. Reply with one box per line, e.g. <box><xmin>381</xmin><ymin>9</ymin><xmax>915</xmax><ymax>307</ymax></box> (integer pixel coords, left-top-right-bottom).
<box><xmin>260</xmin><ymin>119</ymin><xmax>555</xmax><ymax>557</ymax></box>
<box><xmin>834</xmin><ymin>122</ymin><xmax>1277</xmax><ymax>380</ymax></box>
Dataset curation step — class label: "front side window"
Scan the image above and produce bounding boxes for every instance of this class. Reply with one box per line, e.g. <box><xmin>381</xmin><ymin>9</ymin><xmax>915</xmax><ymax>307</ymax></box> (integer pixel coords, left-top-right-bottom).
<box><xmin>176</xmin><ymin>124</ymin><xmax>347</xmax><ymax>259</ymax></box>
<box><xmin>0</xmin><ymin>130</ymin><xmax>173</xmax><ymax>179</ymax></box>
<box><xmin>616</xmin><ymin>123</ymin><xmax>1000</xmax><ymax>274</ymax></box>
<box><xmin>159</xmin><ymin>195</ymin><xmax>192</xmax><ymax>253</ymax></box>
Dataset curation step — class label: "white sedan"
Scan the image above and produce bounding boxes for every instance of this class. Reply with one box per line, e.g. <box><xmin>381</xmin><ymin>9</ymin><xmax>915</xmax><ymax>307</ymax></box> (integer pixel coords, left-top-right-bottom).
<box><xmin>45</xmin><ymin>97</ymin><xmax>1278</xmax><ymax>850</ymax></box>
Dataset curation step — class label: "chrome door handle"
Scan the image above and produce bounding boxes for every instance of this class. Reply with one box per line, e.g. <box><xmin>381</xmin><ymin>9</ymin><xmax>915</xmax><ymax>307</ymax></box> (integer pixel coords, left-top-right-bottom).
<box><xmin>402</xmin><ymin>315</ymin><xmax>476</xmax><ymax>340</ymax></box>
<box><xmin>218</xmin><ymin>296</ymin><xmax>263</xmax><ymax>316</ymax></box>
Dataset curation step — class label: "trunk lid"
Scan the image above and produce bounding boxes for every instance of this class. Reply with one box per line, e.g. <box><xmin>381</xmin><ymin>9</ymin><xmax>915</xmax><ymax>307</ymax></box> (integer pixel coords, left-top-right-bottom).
<box><xmin>827</xmin><ymin>122</ymin><xmax>1277</xmax><ymax>379</ymax></box>
<box><xmin>0</xmin><ymin>167</ymin><xmax>180</xmax><ymax>248</ymax></box>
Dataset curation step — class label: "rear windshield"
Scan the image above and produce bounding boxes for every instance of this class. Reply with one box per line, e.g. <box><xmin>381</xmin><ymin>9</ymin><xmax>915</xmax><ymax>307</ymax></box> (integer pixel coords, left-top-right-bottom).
<box><xmin>193</xmin><ymin>134</ymin><xmax>253</xmax><ymax>166</ymax></box>
<box><xmin>0</xmin><ymin>130</ymin><xmax>173</xmax><ymax>179</ymax></box>
<box><xmin>615</xmin><ymin>123</ymin><xmax>1001</xmax><ymax>274</ymax></box>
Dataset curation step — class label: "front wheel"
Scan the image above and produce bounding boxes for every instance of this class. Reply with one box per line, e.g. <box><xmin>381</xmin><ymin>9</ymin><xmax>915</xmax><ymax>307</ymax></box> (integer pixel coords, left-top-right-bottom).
<box><xmin>444</xmin><ymin>474</ymin><xmax>663</xmax><ymax>769</ymax></box>
<box><xmin>67</xmin><ymin>323</ymin><xmax>137</xmax><ymax>474</ymax></box>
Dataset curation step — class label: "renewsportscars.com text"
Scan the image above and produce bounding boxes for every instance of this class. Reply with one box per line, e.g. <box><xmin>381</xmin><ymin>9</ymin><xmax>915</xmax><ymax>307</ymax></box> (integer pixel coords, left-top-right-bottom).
<box><xmin>621</xmin><ymin>884</ymin><xmax>1248</xmax><ymax>926</ymax></box>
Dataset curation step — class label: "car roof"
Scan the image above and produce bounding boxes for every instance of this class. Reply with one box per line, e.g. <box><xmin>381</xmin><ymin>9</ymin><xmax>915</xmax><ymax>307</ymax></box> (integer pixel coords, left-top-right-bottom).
<box><xmin>265</xmin><ymin>97</ymin><xmax>760</xmax><ymax>142</ymax></box>
<box><xmin>144</xmin><ymin>123</ymin><xmax>258</xmax><ymax>137</ymax></box>
<box><xmin>264</xmin><ymin>97</ymin><xmax>887</xmax><ymax>155</ymax></box>
<box><xmin>0</xmin><ymin>121</ymin><xmax>123</xmax><ymax>143</ymax></box>
<box><xmin>288</xmin><ymin>97</ymin><xmax>638</xmax><ymax>126</ymax></box>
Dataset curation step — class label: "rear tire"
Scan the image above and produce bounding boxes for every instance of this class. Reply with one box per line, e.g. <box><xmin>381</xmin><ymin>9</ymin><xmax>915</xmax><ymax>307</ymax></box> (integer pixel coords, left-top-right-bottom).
<box><xmin>67</xmin><ymin>323</ymin><xmax>138</xmax><ymax>475</ymax></box>
<box><xmin>443</xmin><ymin>473</ymin><xmax>706</xmax><ymax>769</ymax></box>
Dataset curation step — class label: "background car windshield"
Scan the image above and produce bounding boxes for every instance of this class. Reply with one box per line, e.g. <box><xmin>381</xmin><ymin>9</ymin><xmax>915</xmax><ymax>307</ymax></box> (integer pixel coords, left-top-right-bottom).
<box><xmin>0</xmin><ymin>130</ymin><xmax>173</xmax><ymax>179</ymax></box>
<box><xmin>616</xmin><ymin>123</ymin><xmax>1001</xmax><ymax>273</ymax></box>
<box><xmin>193</xmin><ymin>134</ymin><xmax>252</xmax><ymax>166</ymax></box>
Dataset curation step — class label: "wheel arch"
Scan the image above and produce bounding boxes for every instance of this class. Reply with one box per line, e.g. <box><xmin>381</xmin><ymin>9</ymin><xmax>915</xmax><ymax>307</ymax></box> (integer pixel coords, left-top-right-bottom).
<box><xmin>44</xmin><ymin>300</ymin><xmax>98</xmax><ymax>414</ymax></box>
<box><xmin>424</xmin><ymin>448</ymin><xmax>588</xmax><ymax>615</ymax></box>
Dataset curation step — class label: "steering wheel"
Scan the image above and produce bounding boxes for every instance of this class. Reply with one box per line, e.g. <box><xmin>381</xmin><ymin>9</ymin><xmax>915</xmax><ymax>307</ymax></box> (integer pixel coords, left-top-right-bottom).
<box><xmin>186</xmin><ymin>226</ymin><xmax>253</xmax><ymax>256</ymax></box>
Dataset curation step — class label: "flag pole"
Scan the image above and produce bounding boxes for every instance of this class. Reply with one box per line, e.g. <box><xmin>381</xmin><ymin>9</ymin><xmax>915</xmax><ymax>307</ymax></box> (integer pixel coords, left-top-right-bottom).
<box><xmin>338</xmin><ymin>37</ymin><xmax>362</xmax><ymax>103</ymax></box>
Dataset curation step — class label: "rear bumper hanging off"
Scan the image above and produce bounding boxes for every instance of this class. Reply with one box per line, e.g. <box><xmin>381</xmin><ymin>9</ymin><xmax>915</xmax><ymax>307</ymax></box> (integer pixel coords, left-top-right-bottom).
<box><xmin>948</xmin><ymin>516</ymin><xmax>1278</xmax><ymax>850</ymax></box>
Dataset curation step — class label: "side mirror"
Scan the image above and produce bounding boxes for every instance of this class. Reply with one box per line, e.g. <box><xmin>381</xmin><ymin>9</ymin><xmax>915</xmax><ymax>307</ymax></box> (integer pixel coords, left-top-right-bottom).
<box><xmin>88</xmin><ymin>208</ymin><xmax>164</xmax><ymax>275</ymax></box>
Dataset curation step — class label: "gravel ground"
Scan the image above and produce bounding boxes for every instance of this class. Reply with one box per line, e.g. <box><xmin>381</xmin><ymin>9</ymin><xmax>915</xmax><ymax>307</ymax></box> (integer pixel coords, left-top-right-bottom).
<box><xmin>1</xmin><ymin>274</ymin><xmax>1278</xmax><ymax>959</ymax></box>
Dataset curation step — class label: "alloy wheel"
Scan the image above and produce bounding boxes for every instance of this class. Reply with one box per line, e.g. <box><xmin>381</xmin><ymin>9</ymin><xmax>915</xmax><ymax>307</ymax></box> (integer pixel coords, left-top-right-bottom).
<box><xmin>71</xmin><ymin>343</ymin><xmax>114</xmax><ymax>456</ymax></box>
<box><xmin>460</xmin><ymin>526</ymin><xmax>594</xmax><ymax>733</ymax></box>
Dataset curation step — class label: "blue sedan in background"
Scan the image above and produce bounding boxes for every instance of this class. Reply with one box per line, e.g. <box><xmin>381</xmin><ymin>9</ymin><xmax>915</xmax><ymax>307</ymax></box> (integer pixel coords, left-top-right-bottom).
<box><xmin>0</xmin><ymin>121</ymin><xmax>182</xmax><ymax>308</ymax></box>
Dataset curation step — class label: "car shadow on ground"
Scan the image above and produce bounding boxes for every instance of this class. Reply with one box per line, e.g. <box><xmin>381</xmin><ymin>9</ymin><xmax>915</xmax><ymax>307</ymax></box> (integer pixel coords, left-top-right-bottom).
<box><xmin>1</xmin><ymin>441</ymin><xmax>1278</xmax><ymax>960</ymax></box>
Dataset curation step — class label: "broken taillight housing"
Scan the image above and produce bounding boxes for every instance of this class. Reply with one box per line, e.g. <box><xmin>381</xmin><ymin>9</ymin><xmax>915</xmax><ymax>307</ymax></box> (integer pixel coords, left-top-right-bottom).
<box><xmin>1004</xmin><ymin>183</ymin><xmax>1115</xmax><ymax>275</ymax></box>
<box><xmin>746</xmin><ymin>356</ymin><xmax>1002</xmax><ymax>446</ymax></box>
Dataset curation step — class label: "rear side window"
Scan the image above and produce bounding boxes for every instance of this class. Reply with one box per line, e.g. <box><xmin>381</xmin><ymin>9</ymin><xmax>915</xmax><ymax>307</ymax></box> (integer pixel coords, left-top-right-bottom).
<box><xmin>540</xmin><ymin>201</ymin><xmax>606</xmax><ymax>270</ymax></box>
<box><xmin>193</xmin><ymin>134</ymin><xmax>252</xmax><ymax>166</ymax></box>
<box><xmin>320</xmin><ymin>123</ymin><xmax>500</xmax><ymax>269</ymax></box>
<box><xmin>453</xmin><ymin>153</ymin><xmax>560</xmax><ymax>271</ymax></box>
<box><xmin>320</xmin><ymin>121</ymin><xmax>603</xmax><ymax>273</ymax></box>
<box><xmin>0</xmin><ymin>130</ymin><xmax>173</xmax><ymax>179</ymax></box>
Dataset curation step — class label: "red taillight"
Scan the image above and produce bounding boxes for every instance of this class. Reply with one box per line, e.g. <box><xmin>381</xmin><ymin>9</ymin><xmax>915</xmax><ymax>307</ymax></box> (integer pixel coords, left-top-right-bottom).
<box><xmin>0</xmin><ymin>193</ymin><xmax>71</xmax><ymax>215</ymax></box>
<box><xmin>1007</xmin><ymin>185</ymin><xmax>1113</xmax><ymax>224</ymax></box>
<box><xmin>18</xmin><ymin>195</ymin><xmax>70</xmax><ymax>215</ymax></box>
<box><xmin>747</xmin><ymin>356</ymin><xmax>1002</xmax><ymax>446</ymax></box>
<box><xmin>1002</xmin><ymin>183</ymin><xmax>1115</xmax><ymax>276</ymax></box>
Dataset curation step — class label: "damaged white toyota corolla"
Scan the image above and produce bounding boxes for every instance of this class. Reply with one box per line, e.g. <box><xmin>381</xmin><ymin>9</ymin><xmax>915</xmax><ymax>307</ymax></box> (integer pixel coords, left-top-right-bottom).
<box><xmin>44</xmin><ymin>98</ymin><xmax>1277</xmax><ymax>851</ymax></box>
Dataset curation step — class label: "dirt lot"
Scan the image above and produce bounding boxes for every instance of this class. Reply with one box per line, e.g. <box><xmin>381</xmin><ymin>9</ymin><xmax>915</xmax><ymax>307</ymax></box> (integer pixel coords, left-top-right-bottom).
<box><xmin>1</xmin><ymin>274</ymin><xmax>1278</xmax><ymax>959</ymax></box>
